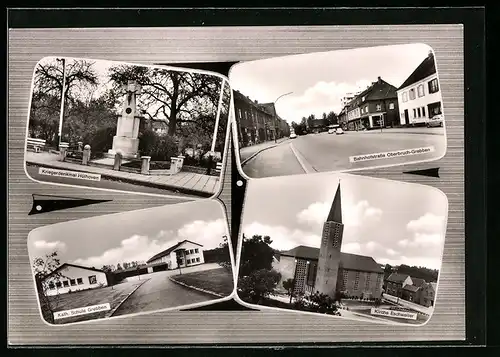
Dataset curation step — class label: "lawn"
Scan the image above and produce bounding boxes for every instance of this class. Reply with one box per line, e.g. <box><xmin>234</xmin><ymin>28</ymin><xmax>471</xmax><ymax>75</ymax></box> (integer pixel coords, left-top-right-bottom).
<box><xmin>171</xmin><ymin>267</ymin><xmax>234</xmax><ymax>297</ymax></box>
<box><xmin>44</xmin><ymin>280</ymin><xmax>145</xmax><ymax>324</ymax></box>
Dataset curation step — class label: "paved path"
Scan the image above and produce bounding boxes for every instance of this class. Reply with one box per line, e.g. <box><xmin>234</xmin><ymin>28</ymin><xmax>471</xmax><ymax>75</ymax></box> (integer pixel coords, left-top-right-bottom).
<box><xmin>242</xmin><ymin>128</ymin><xmax>445</xmax><ymax>178</ymax></box>
<box><xmin>239</xmin><ymin>137</ymin><xmax>290</xmax><ymax>163</ymax></box>
<box><xmin>26</xmin><ymin>151</ymin><xmax>219</xmax><ymax>197</ymax></box>
<box><xmin>112</xmin><ymin>263</ymin><xmax>222</xmax><ymax>316</ymax></box>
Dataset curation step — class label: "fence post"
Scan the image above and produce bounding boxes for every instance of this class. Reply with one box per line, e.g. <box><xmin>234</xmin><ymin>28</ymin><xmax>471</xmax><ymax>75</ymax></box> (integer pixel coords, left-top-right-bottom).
<box><xmin>140</xmin><ymin>156</ymin><xmax>151</xmax><ymax>175</ymax></box>
<box><xmin>82</xmin><ymin>145</ymin><xmax>91</xmax><ymax>165</ymax></box>
<box><xmin>113</xmin><ymin>153</ymin><xmax>122</xmax><ymax>171</ymax></box>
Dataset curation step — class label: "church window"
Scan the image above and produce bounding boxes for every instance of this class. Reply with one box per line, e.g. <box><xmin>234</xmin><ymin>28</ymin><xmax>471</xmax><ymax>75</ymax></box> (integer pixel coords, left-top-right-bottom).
<box><xmin>354</xmin><ymin>271</ymin><xmax>360</xmax><ymax>290</ymax></box>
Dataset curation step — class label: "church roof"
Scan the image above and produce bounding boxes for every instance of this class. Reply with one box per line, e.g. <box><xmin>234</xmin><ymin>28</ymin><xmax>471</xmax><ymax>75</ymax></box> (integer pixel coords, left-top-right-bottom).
<box><xmin>327</xmin><ymin>183</ymin><xmax>342</xmax><ymax>223</ymax></box>
<box><xmin>280</xmin><ymin>246</ymin><xmax>383</xmax><ymax>273</ymax></box>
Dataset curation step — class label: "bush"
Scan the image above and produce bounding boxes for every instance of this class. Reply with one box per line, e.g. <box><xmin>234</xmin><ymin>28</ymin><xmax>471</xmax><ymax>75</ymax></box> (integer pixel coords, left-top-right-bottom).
<box><xmin>139</xmin><ymin>129</ymin><xmax>180</xmax><ymax>161</ymax></box>
<box><xmin>83</xmin><ymin>126</ymin><xmax>116</xmax><ymax>159</ymax></box>
<box><xmin>238</xmin><ymin>269</ymin><xmax>281</xmax><ymax>304</ymax></box>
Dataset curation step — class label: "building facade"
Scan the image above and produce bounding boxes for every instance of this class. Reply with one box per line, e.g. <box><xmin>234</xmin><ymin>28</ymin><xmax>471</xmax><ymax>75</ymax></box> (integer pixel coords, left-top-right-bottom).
<box><xmin>273</xmin><ymin>183</ymin><xmax>384</xmax><ymax>299</ymax></box>
<box><xmin>384</xmin><ymin>273</ymin><xmax>437</xmax><ymax>307</ymax></box>
<box><xmin>344</xmin><ymin>77</ymin><xmax>399</xmax><ymax>131</ymax></box>
<box><xmin>233</xmin><ymin>90</ymin><xmax>290</xmax><ymax>147</ymax></box>
<box><xmin>396</xmin><ymin>51</ymin><xmax>443</xmax><ymax>126</ymax></box>
<box><xmin>147</xmin><ymin>240</ymin><xmax>204</xmax><ymax>269</ymax></box>
<box><xmin>41</xmin><ymin>263</ymin><xmax>108</xmax><ymax>296</ymax></box>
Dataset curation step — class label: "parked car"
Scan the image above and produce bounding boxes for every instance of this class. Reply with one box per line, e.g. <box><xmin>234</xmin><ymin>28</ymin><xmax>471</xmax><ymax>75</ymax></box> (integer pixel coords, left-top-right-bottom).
<box><xmin>328</xmin><ymin>128</ymin><xmax>336</xmax><ymax>134</ymax></box>
<box><xmin>336</xmin><ymin>128</ymin><xmax>344</xmax><ymax>135</ymax></box>
<box><xmin>290</xmin><ymin>133</ymin><xmax>297</xmax><ymax>139</ymax></box>
<box><xmin>427</xmin><ymin>114</ymin><xmax>444</xmax><ymax>127</ymax></box>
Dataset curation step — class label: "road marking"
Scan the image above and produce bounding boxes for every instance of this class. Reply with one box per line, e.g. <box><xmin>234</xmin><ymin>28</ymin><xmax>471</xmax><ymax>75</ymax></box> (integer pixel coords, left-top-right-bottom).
<box><xmin>289</xmin><ymin>143</ymin><xmax>315</xmax><ymax>174</ymax></box>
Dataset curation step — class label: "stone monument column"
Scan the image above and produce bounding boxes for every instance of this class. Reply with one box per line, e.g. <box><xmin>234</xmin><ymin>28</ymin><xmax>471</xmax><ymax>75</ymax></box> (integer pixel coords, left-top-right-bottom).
<box><xmin>108</xmin><ymin>80</ymin><xmax>142</xmax><ymax>159</ymax></box>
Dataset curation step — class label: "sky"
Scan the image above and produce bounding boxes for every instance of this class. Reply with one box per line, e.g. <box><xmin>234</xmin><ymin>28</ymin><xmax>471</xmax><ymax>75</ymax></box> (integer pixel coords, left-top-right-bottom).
<box><xmin>28</xmin><ymin>200</ymin><xmax>229</xmax><ymax>270</ymax></box>
<box><xmin>228</xmin><ymin>43</ymin><xmax>434</xmax><ymax>124</ymax></box>
<box><xmin>241</xmin><ymin>172</ymin><xmax>448</xmax><ymax>270</ymax></box>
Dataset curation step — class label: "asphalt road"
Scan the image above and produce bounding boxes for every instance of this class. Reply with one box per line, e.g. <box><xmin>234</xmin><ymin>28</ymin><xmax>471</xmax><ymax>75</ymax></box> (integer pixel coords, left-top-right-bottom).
<box><xmin>111</xmin><ymin>264</ymin><xmax>221</xmax><ymax>316</ymax></box>
<box><xmin>25</xmin><ymin>164</ymin><xmax>199</xmax><ymax>198</ymax></box>
<box><xmin>242</xmin><ymin>129</ymin><xmax>446</xmax><ymax>178</ymax></box>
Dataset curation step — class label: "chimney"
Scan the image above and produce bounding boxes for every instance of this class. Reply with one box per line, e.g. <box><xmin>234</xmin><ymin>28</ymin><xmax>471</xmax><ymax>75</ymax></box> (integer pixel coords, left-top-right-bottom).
<box><xmin>378</xmin><ymin>76</ymin><xmax>381</xmax><ymax>83</ymax></box>
<box><xmin>428</xmin><ymin>50</ymin><xmax>434</xmax><ymax>58</ymax></box>
<box><xmin>254</xmin><ymin>100</ymin><xmax>258</xmax><ymax>104</ymax></box>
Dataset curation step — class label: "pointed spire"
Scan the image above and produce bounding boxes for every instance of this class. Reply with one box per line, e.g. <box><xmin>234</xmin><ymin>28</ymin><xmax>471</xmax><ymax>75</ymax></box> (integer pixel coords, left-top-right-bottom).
<box><xmin>326</xmin><ymin>181</ymin><xmax>342</xmax><ymax>223</ymax></box>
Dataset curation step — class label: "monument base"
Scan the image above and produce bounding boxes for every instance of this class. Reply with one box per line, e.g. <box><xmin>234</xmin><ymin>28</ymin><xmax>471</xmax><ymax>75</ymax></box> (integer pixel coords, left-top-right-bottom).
<box><xmin>108</xmin><ymin>136</ymin><xmax>140</xmax><ymax>159</ymax></box>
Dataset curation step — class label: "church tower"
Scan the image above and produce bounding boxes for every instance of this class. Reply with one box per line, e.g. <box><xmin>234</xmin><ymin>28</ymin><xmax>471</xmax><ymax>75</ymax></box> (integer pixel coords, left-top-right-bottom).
<box><xmin>314</xmin><ymin>182</ymin><xmax>344</xmax><ymax>297</ymax></box>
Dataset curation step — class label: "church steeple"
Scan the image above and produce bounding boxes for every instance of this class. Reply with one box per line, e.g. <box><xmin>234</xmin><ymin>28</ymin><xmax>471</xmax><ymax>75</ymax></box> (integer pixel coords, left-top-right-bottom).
<box><xmin>326</xmin><ymin>182</ymin><xmax>342</xmax><ymax>223</ymax></box>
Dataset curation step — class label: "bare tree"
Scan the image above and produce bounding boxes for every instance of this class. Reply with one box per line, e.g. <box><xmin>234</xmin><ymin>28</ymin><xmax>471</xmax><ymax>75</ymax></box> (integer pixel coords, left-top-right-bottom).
<box><xmin>32</xmin><ymin>251</ymin><xmax>69</xmax><ymax>324</ymax></box>
<box><xmin>33</xmin><ymin>58</ymin><xmax>99</xmax><ymax>105</ymax></box>
<box><xmin>108</xmin><ymin>65</ymin><xmax>223</xmax><ymax>136</ymax></box>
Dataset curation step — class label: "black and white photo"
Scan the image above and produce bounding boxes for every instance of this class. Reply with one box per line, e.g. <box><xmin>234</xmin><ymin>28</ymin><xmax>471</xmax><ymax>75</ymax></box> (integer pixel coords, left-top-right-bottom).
<box><xmin>25</xmin><ymin>57</ymin><xmax>231</xmax><ymax>198</ymax></box>
<box><xmin>236</xmin><ymin>172</ymin><xmax>447</xmax><ymax>325</ymax></box>
<box><xmin>229</xmin><ymin>43</ymin><xmax>446</xmax><ymax>178</ymax></box>
<box><xmin>28</xmin><ymin>200</ymin><xmax>234</xmax><ymax>325</ymax></box>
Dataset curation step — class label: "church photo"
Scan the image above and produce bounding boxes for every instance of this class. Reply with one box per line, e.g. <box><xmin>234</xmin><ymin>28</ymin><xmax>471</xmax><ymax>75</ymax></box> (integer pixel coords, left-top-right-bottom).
<box><xmin>237</xmin><ymin>172</ymin><xmax>447</xmax><ymax>325</ymax></box>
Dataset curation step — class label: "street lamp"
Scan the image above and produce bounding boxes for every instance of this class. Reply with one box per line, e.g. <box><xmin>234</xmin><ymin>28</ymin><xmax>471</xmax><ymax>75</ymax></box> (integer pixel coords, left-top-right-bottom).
<box><xmin>273</xmin><ymin>92</ymin><xmax>293</xmax><ymax>143</ymax></box>
<box><xmin>55</xmin><ymin>58</ymin><xmax>67</xmax><ymax>149</ymax></box>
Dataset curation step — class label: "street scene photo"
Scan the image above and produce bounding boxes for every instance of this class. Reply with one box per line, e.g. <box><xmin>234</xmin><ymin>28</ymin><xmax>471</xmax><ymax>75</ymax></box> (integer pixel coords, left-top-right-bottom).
<box><xmin>25</xmin><ymin>57</ymin><xmax>231</xmax><ymax>197</ymax></box>
<box><xmin>28</xmin><ymin>200</ymin><xmax>234</xmax><ymax>325</ymax></box>
<box><xmin>229</xmin><ymin>43</ymin><xmax>446</xmax><ymax>178</ymax></box>
<box><xmin>236</xmin><ymin>173</ymin><xmax>447</xmax><ymax>325</ymax></box>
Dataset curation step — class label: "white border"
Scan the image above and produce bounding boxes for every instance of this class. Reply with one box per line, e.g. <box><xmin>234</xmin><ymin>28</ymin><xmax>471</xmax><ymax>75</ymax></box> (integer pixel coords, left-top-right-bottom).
<box><xmin>27</xmin><ymin>199</ymin><xmax>237</xmax><ymax>327</ymax></box>
<box><xmin>232</xmin><ymin>171</ymin><xmax>449</xmax><ymax>327</ymax></box>
<box><xmin>23</xmin><ymin>56</ymin><xmax>232</xmax><ymax>201</ymax></box>
<box><xmin>228</xmin><ymin>42</ymin><xmax>448</xmax><ymax>181</ymax></box>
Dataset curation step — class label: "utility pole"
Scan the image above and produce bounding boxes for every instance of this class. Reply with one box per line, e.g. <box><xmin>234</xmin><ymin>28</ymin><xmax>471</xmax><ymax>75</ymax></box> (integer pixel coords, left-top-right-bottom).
<box><xmin>274</xmin><ymin>92</ymin><xmax>293</xmax><ymax>143</ymax></box>
<box><xmin>56</xmin><ymin>58</ymin><xmax>67</xmax><ymax>148</ymax></box>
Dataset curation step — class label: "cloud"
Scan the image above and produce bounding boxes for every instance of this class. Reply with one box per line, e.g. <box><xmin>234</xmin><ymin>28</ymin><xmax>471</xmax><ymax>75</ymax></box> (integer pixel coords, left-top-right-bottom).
<box><xmin>278</xmin><ymin>79</ymin><xmax>372</xmax><ymax>123</ymax></box>
<box><xmin>297</xmin><ymin>200</ymin><xmax>382</xmax><ymax>229</ymax></box>
<box><xmin>243</xmin><ymin>222</ymin><xmax>321</xmax><ymax>251</ymax></box>
<box><xmin>177</xmin><ymin>219</ymin><xmax>227</xmax><ymax>246</ymax></box>
<box><xmin>73</xmin><ymin>219</ymin><xmax>227</xmax><ymax>268</ymax></box>
<box><xmin>386</xmin><ymin>248</ymin><xmax>398</xmax><ymax>256</ymax></box>
<box><xmin>33</xmin><ymin>240</ymin><xmax>67</xmax><ymax>253</ymax></box>
<box><xmin>407</xmin><ymin>213</ymin><xmax>446</xmax><ymax>234</ymax></box>
<box><xmin>342</xmin><ymin>242</ymin><xmax>361</xmax><ymax>254</ymax></box>
<box><xmin>377</xmin><ymin>255</ymin><xmax>442</xmax><ymax>270</ymax></box>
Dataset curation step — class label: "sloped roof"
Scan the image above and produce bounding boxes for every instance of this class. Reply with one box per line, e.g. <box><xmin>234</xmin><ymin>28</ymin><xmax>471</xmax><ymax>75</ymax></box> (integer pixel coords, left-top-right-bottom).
<box><xmin>411</xmin><ymin>277</ymin><xmax>427</xmax><ymax>288</ymax></box>
<box><xmin>280</xmin><ymin>245</ymin><xmax>383</xmax><ymax>273</ymax></box>
<box><xmin>41</xmin><ymin>263</ymin><xmax>105</xmax><ymax>281</ymax></box>
<box><xmin>280</xmin><ymin>245</ymin><xmax>320</xmax><ymax>260</ymax></box>
<box><xmin>398</xmin><ymin>53</ymin><xmax>437</xmax><ymax>90</ymax></box>
<box><xmin>365</xmin><ymin>79</ymin><xmax>398</xmax><ymax>101</ymax></box>
<box><xmin>327</xmin><ymin>183</ymin><xmax>342</xmax><ymax>223</ymax></box>
<box><xmin>386</xmin><ymin>273</ymin><xmax>411</xmax><ymax>284</ymax></box>
<box><xmin>146</xmin><ymin>240</ymin><xmax>203</xmax><ymax>264</ymax></box>
<box><xmin>403</xmin><ymin>284</ymin><xmax>420</xmax><ymax>293</ymax></box>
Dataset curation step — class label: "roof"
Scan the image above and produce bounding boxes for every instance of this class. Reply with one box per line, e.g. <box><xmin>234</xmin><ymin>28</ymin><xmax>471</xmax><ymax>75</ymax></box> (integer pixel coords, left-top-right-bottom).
<box><xmin>280</xmin><ymin>245</ymin><xmax>383</xmax><ymax>273</ymax></box>
<box><xmin>411</xmin><ymin>277</ymin><xmax>427</xmax><ymax>287</ymax></box>
<box><xmin>365</xmin><ymin>79</ymin><xmax>398</xmax><ymax>101</ymax></box>
<box><xmin>398</xmin><ymin>53</ymin><xmax>436</xmax><ymax>90</ymax></box>
<box><xmin>403</xmin><ymin>284</ymin><xmax>420</xmax><ymax>293</ymax></box>
<box><xmin>327</xmin><ymin>183</ymin><xmax>342</xmax><ymax>223</ymax></box>
<box><xmin>41</xmin><ymin>263</ymin><xmax>105</xmax><ymax>281</ymax></box>
<box><xmin>386</xmin><ymin>273</ymin><xmax>411</xmax><ymax>284</ymax></box>
<box><xmin>146</xmin><ymin>240</ymin><xmax>203</xmax><ymax>264</ymax></box>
